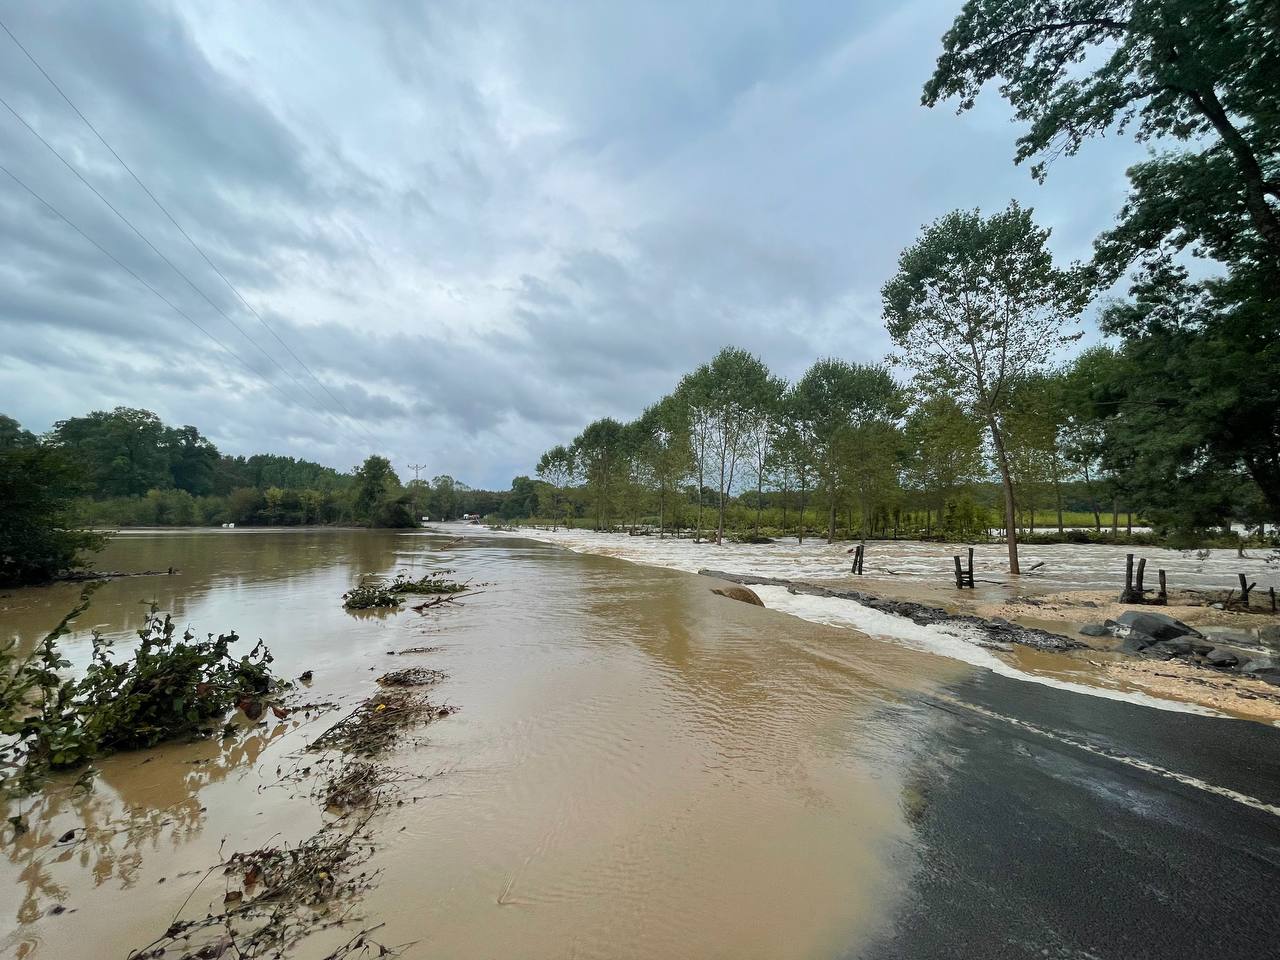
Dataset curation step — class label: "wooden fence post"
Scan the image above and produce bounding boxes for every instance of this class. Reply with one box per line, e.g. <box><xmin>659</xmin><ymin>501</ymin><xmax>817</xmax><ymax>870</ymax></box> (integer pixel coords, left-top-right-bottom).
<box><xmin>1238</xmin><ymin>574</ymin><xmax>1254</xmax><ymax>607</ymax></box>
<box><xmin>1120</xmin><ymin>553</ymin><xmax>1136</xmax><ymax>603</ymax></box>
<box><xmin>1157</xmin><ymin>569</ymin><xmax>1167</xmax><ymax>605</ymax></box>
<box><xmin>966</xmin><ymin>547</ymin><xmax>975</xmax><ymax>588</ymax></box>
<box><xmin>954</xmin><ymin>556</ymin><xmax>964</xmax><ymax>589</ymax></box>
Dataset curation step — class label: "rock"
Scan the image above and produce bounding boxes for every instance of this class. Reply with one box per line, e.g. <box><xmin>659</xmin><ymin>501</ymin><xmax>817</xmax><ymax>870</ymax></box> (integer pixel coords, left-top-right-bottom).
<box><xmin>1121</xmin><ymin>633</ymin><xmax>1157</xmax><ymax>654</ymax></box>
<box><xmin>1080</xmin><ymin>601</ymin><xmax>1099</xmax><ymax>608</ymax></box>
<box><xmin>1240</xmin><ymin>658</ymin><xmax>1280</xmax><ymax>684</ymax></box>
<box><xmin>1147</xmin><ymin>638</ymin><xmax>1193</xmax><ymax>658</ymax></box>
<box><xmin>1189</xmin><ymin>640</ymin><xmax>1214</xmax><ymax>655</ymax></box>
<box><xmin>711</xmin><ymin>586</ymin><xmax>765</xmax><ymax>607</ymax></box>
<box><xmin>1205</xmin><ymin>648</ymin><xmax>1239</xmax><ymax>668</ymax></box>
<box><xmin>1259</xmin><ymin>625</ymin><xmax>1280</xmax><ymax>650</ymax></box>
<box><xmin>1114</xmin><ymin>611</ymin><xmax>1202</xmax><ymax>642</ymax></box>
<box><xmin>1078</xmin><ymin>623</ymin><xmax>1110</xmax><ymax>638</ymax></box>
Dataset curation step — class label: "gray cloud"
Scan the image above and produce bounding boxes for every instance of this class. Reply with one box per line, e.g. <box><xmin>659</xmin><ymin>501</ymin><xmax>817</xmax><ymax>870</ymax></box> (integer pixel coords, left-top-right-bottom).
<box><xmin>1</xmin><ymin>0</ymin><xmax>1146</xmax><ymax>487</ymax></box>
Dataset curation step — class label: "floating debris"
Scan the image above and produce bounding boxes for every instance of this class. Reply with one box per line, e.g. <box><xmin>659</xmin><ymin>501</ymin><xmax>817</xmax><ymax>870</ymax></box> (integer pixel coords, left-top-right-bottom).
<box><xmin>377</xmin><ymin>667</ymin><xmax>446</xmax><ymax>687</ymax></box>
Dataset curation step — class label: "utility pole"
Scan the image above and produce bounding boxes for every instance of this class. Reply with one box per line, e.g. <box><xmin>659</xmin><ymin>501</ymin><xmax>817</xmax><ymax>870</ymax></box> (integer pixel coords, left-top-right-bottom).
<box><xmin>408</xmin><ymin>462</ymin><xmax>427</xmax><ymax>521</ymax></box>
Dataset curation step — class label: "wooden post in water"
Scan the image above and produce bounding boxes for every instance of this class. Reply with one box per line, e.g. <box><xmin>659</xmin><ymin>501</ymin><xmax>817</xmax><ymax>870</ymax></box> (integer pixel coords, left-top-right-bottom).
<box><xmin>1135</xmin><ymin>558</ymin><xmax>1147</xmax><ymax>599</ymax></box>
<box><xmin>1157</xmin><ymin>569</ymin><xmax>1168</xmax><ymax>605</ymax></box>
<box><xmin>967</xmin><ymin>547</ymin><xmax>975</xmax><ymax>588</ymax></box>
<box><xmin>1120</xmin><ymin>553</ymin><xmax>1136</xmax><ymax>603</ymax></box>
<box><xmin>1270</xmin><ymin>586</ymin><xmax>1277</xmax><ymax>613</ymax></box>
<box><xmin>851</xmin><ymin>544</ymin><xmax>865</xmax><ymax>575</ymax></box>
<box><xmin>1238</xmin><ymin>573</ymin><xmax>1255</xmax><ymax>607</ymax></box>
<box><xmin>953</xmin><ymin>555</ymin><xmax>965</xmax><ymax>589</ymax></box>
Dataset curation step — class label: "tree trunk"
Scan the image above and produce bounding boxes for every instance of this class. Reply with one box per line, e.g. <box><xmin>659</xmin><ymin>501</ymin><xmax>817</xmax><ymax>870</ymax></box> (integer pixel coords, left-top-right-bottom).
<box><xmin>987</xmin><ymin>418</ymin><xmax>1020</xmax><ymax>574</ymax></box>
<box><xmin>797</xmin><ymin>484</ymin><xmax>807</xmax><ymax>544</ymax></box>
<box><xmin>754</xmin><ymin>471</ymin><xmax>763</xmax><ymax>538</ymax></box>
<box><xmin>827</xmin><ymin>491</ymin><xmax>837</xmax><ymax>544</ymax></box>
<box><xmin>716</xmin><ymin>458</ymin><xmax>726</xmax><ymax>545</ymax></box>
<box><xmin>1083</xmin><ymin>464</ymin><xmax>1102</xmax><ymax>531</ymax></box>
<box><xmin>1112</xmin><ymin>497</ymin><xmax>1119</xmax><ymax>536</ymax></box>
<box><xmin>1188</xmin><ymin>85</ymin><xmax>1280</xmax><ymax>266</ymax></box>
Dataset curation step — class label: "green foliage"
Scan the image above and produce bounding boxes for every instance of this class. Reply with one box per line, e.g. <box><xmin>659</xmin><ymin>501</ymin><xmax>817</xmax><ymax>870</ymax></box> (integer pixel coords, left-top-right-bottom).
<box><xmin>925</xmin><ymin>0</ymin><xmax>1280</xmax><ymax>267</ymax></box>
<box><xmin>49</xmin><ymin>407</ymin><xmax>175</xmax><ymax>497</ymax></box>
<box><xmin>340</xmin><ymin>570</ymin><xmax>464</xmax><ymax>610</ymax></box>
<box><xmin>0</xmin><ymin>441</ymin><xmax>104</xmax><ymax>586</ymax></box>
<box><xmin>1</xmin><ymin>589</ymin><xmax>282</xmax><ymax>794</ymax></box>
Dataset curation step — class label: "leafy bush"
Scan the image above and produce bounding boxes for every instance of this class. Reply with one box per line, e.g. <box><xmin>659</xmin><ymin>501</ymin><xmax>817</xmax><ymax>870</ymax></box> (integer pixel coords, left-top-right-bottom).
<box><xmin>0</xmin><ymin>445</ymin><xmax>104</xmax><ymax>585</ymax></box>
<box><xmin>1</xmin><ymin>587</ymin><xmax>283</xmax><ymax>793</ymax></box>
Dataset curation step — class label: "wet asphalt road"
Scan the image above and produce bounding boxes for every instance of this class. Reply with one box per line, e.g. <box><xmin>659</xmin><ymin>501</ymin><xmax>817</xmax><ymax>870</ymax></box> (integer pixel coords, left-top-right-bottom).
<box><xmin>855</xmin><ymin>671</ymin><xmax>1280</xmax><ymax>960</ymax></box>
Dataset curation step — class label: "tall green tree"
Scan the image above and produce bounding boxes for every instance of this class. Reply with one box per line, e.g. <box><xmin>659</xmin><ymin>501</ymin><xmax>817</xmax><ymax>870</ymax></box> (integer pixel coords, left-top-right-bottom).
<box><xmin>678</xmin><ymin>348</ymin><xmax>779</xmax><ymax>544</ymax></box>
<box><xmin>166</xmin><ymin>425</ymin><xmax>219</xmax><ymax>495</ymax></box>
<box><xmin>0</xmin><ymin>427</ymin><xmax>103</xmax><ymax>585</ymax></box>
<box><xmin>535</xmin><ymin>445</ymin><xmax>576</xmax><ymax>529</ymax></box>
<box><xmin>50</xmin><ymin>407</ymin><xmax>172</xmax><ymax>497</ymax></box>
<box><xmin>925</xmin><ymin>0</ymin><xmax>1280</xmax><ymax>267</ymax></box>
<box><xmin>792</xmin><ymin>359</ymin><xmax>903</xmax><ymax>543</ymax></box>
<box><xmin>351</xmin><ymin>455</ymin><xmax>400</xmax><ymax>525</ymax></box>
<box><xmin>0</xmin><ymin>415</ymin><xmax>36</xmax><ymax>449</ymax></box>
<box><xmin>902</xmin><ymin>394</ymin><xmax>986</xmax><ymax>535</ymax></box>
<box><xmin>883</xmin><ymin>203</ymin><xmax>1088</xmax><ymax>572</ymax></box>
<box><xmin>572</xmin><ymin>418</ymin><xmax>626</xmax><ymax>530</ymax></box>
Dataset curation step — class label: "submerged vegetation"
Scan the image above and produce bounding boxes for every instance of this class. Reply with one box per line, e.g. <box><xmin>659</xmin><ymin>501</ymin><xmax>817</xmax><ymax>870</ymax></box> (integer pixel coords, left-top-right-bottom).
<box><xmin>342</xmin><ymin>571</ymin><xmax>471</xmax><ymax>610</ymax></box>
<box><xmin>1</xmin><ymin>589</ymin><xmax>285</xmax><ymax>795</ymax></box>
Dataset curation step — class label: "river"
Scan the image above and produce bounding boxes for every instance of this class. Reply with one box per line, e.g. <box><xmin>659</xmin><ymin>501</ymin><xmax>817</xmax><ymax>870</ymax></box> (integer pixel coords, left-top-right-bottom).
<box><xmin>2</xmin><ymin>528</ymin><xmax>1279</xmax><ymax>959</ymax></box>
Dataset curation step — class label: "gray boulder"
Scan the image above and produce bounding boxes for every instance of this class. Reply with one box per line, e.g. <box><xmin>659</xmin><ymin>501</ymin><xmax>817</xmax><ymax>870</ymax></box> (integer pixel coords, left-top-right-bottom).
<box><xmin>1114</xmin><ymin>611</ymin><xmax>1202</xmax><ymax>642</ymax></box>
<box><xmin>1147</xmin><ymin>638</ymin><xmax>1194</xmax><ymax>658</ymax></box>
<box><xmin>1122</xmin><ymin>633</ymin><xmax>1157</xmax><ymax>654</ymax></box>
<box><xmin>1078</xmin><ymin>623</ymin><xmax>1110</xmax><ymax>638</ymax></box>
<box><xmin>1205</xmin><ymin>648</ymin><xmax>1239</xmax><ymax>669</ymax></box>
<box><xmin>1241</xmin><ymin>658</ymin><xmax>1280</xmax><ymax>684</ymax></box>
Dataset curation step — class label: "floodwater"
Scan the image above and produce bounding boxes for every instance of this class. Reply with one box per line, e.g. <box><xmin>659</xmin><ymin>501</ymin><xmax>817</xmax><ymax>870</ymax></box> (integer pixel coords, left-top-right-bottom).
<box><xmin>1</xmin><ymin>528</ymin><xmax>979</xmax><ymax>959</ymax></box>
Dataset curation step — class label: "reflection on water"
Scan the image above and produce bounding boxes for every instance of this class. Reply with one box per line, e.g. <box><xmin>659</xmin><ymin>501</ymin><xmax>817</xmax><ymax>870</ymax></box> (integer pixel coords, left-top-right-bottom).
<box><xmin>2</xmin><ymin>528</ymin><xmax>971</xmax><ymax>959</ymax></box>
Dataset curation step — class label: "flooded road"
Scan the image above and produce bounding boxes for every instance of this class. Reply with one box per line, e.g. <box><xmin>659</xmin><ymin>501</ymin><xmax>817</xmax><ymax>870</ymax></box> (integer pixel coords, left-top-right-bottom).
<box><xmin>3</xmin><ymin>529</ymin><xmax>1279</xmax><ymax>958</ymax></box>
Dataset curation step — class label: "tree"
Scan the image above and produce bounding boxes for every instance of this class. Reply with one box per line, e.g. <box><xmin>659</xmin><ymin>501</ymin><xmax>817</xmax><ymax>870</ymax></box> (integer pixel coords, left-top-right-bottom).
<box><xmin>902</xmin><ymin>394</ymin><xmax>986</xmax><ymax>535</ymax></box>
<box><xmin>633</xmin><ymin>397</ymin><xmax>693</xmax><ymax>538</ymax></box>
<box><xmin>167</xmin><ymin>425</ymin><xmax>219</xmax><ymax>495</ymax></box>
<box><xmin>882</xmin><ymin>203</ymin><xmax>1087</xmax><ymax>572</ymax></box>
<box><xmin>924</xmin><ymin>0</ymin><xmax>1280</xmax><ymax>267</ymax></box>
<box><xmin>572</xmin><ymin>418</ymin><xmax>625</xmax><ymax>530</ymax></box>
<box><xmin>0</xmin><ymin>415</ymin><xmax>36</xmax><ymax>449</ymax></box>
<box><xmin>792</xmin><ymin>359</ymin><xmax>902</xmax><ymax>543</ymax></box>
<box><xmin>1078</xmin><ymin>263</ymin><xmax>1280</xmax><ymax>527</ymax></box>
<box><xmin>49</xmin><ymin>407</ymin><xmax>172</xmax><ymax>497</ymax></box>
<box><xmin>351</xmin><ymin>455</ymin><xmax>400</xmax><ymax>525</ymax></box>
<box><xmin>535</xmin><ymin>446</ymin><xmax>576</xmax><ymax>529</ymax></box>
<box><xmin>678</xmin><ymin>348</ymin><xmax>778</xmax><ymax>544</ymax></box>
<box><xmin>0</xmin><ymin>441</ymin><xmax>103</xmax><ymax>585</ymax></box>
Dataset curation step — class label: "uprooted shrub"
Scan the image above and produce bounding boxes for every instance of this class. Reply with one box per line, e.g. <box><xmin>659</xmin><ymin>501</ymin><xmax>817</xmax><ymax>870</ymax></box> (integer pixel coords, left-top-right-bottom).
<box><xmin>342</xmin><ymin>570</ymin><xmax>470</xmax><ymax>610</ymax></box>
<box><xmin>1</xmin><ymin>586</ymin><xmax>285</xmax><ymax>794</ymax></box>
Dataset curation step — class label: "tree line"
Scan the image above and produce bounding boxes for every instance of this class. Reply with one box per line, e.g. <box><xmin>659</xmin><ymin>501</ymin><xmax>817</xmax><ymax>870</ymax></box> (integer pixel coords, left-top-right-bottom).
<box><xmin>533</xmin><ymin>1</ymin><xmax>1280</xmax><ymax>572</ymax></box>
<box><xmin>0</xmin><ymin>406</ymin><xmax>526</xmax><ymax>584</ymax></box>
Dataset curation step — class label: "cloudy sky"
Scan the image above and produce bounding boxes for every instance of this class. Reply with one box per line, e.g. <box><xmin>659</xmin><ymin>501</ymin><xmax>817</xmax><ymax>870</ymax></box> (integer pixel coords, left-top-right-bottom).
<box><xmin>0</xmin><ymin>0</ymin><xmax>1145</xmax><ymax>488</ymax></box>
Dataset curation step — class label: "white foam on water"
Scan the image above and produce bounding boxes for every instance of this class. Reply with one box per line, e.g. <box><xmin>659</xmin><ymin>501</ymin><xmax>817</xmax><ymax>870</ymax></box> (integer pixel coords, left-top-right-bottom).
<box><xmin>489</xmin><ymin>525</ymin><xmax>1278</xmax><ymax>593</ymax></box>
<box><xmin>751</xmin><ymin>585</ymin><xmax>1214</xmax><ymax>717</ymax></box>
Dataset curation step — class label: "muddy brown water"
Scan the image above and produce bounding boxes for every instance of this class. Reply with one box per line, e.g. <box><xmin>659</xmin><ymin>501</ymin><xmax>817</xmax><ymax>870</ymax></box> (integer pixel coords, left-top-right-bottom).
<box><xmin>1</xmin><ymin>528</ymin><xmax>978</xmax><ymax>959</ymax></box>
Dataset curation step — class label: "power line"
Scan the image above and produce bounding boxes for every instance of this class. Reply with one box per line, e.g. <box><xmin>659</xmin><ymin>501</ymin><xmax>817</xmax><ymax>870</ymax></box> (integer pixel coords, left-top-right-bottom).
<box><xmin>0</xmin><ymin>91</ymin><xmax>342</xmax><ymax>419</ymax></box>
<box><xmin>0</xmin><ymin>14</ymin><xmax>373</xmax><ymax>444</ymax></box>
<box><xmin>0</xmin><ymin>161</ymin><xmax>318</xmax><ymax>421</ymax></box>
